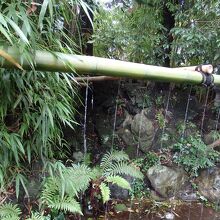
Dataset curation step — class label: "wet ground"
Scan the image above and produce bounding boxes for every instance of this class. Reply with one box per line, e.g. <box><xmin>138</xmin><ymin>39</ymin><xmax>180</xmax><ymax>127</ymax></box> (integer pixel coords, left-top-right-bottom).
<box><xmin>95</xmin><ymin>201</ymin><xmax>220</xmax><ymax>220</ymax></box>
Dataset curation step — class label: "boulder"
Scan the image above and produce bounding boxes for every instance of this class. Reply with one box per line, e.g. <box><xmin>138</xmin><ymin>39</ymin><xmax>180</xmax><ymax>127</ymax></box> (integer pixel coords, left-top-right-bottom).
<box><xmin>147</xmin><ymin>165</ymin><xmax>188</xmax><ymax>198</ymax></box>
<box><xmin>131</xmin><ymin>110</ymin><xmax>154</xmax><ymax>137</ymax></box>
<box><xmin>197</xmin><ymin>167</ymin><xmax>220</xmax><ymax>202</ymax></box>
<box><xmin>130</xmin><ymin>110</ymin><xmax>155</xmax><ymax>151</ymax></box>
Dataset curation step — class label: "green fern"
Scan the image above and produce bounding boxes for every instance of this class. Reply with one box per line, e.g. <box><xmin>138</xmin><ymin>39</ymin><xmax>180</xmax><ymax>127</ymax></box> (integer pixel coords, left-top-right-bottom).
<box><xmin>106</xmin><ymin>175</ymin><xmax>131</xmax><ymax>190</ymax></box>
<box><xmin>26</xmin><ymin>212</ymin><xmax>45</xmax><ymax>220</ymax></box>
<box><xmin>48</xmin><ymin>195</ymin><xmax>82</xmax><ymax>215</ymax></box>
<box><xmin>100</xmin><ymin>182</ymin><xmax>110</xmax><ymax>203</ymax></box>
<box><xmin>41</xmin><ymin>178</ymin><xmax>82</xmax><ymax>214</ymax></box>
<box><xmin>100</xmin><ymin>150</ymin><xmax>129</xmax><ymax>171</ymax></box>
<box><xmin>41</xmin><ymin>162</ymin><xmax>94</xmax><ymax>215</ymax></box>
<box><xmin>0</xmin><ymin>203</ymin><xmax>21</xmax><ymax>220</ymax></box>
<box><xmin>96</xmin><ymin>151</ymin><xmax>143</xmax><ymax>204</ymax></box>
<box><xmin>104</xmin><ymin>161</ymin><xmax>143</xmax><ymax>179</ymax></box>
<box><xmin>64</xmin><ymin>164</ymin><xmax>93</xmax><ymax>194</ymax></box>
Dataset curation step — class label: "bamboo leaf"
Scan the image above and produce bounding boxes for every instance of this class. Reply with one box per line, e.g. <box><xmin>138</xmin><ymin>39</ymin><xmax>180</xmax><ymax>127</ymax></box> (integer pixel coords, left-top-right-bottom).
<box><xmin>46</xmin><ymin>105</ymin><xmax>54</xmax><ymax>128</ymax></box>
<box><xmin>38</xmin><ymin>0</ymin><xmax>49</xmax><ymax>31</ymax></box>
<box><xmin>79</xmin><ymin>0</ymin><xmax>94</xmax><ymax>28</ymax></box>
<box><xmin>0</xmin><ymin>24</ymin><xmax>12</xmax><ymax>44</ymax></box>
<box><xmin>6</xmin><ymin>18</ymin><xmax>29</xmax><ymax>45</ymax></box>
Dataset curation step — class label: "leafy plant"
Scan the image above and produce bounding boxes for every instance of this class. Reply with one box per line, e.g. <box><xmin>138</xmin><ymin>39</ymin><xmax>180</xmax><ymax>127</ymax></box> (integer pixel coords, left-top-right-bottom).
<box><xmin>173</xmin><ymin>135</ymin><xmax>220</xmax><ymax>177</ymax></box>
<box><xmin>90</xmin><ymin>150</ymin><xmax>143</xmax><ymax>204</ymax></box>
<box><xmin>26</xmin><ymin>212</ymin><xmax>47</xmax><ymax>220</ymax></box>
<box><xmin>131</xmin><ymin>152</ymin><xmax>159</xmax><ymax>198</ymax></box>
<box><xmin>41</xmin><ymin>163</ymin><xmax>94</xmax><ymax>215</ymax></box>
<box><xmin>93</xmin><ymin>4</ymin><xmax>165</xmax><ymax>65</ymax></box>
<box><xmin>0</xmin><ymin>203</ymin><xmax>21</xmax><ymax>220</ymax></box>
<box><xmin>0</xmin><ymin>0</ymin><xmax>93</xmax><ymax>196</ymax></box>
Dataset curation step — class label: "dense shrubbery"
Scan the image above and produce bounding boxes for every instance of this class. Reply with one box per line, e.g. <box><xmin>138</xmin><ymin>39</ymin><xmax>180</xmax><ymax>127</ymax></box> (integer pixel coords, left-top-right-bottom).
<box><xmin>173</xmin><ymin>135</ymin><xmax>220</xmax><ymax>177</ymax></box>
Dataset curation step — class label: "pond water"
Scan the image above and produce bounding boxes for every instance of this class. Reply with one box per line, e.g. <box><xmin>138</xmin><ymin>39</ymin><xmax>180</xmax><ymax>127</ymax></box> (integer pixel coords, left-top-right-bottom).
<box><xmin>94</xmin><ymin>201</ymin><xmax>220</xmax><ymax>220</ymax></box>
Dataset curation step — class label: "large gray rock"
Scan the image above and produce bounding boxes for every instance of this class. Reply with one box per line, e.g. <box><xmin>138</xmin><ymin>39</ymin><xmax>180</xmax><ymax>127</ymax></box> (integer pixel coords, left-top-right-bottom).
<box><xmin>197</xmin><ymin>167</ymin><xmax>220</xmax><ymax>202</ymax></box>
<box><xmin>147</xmin><ymin>165</ymin><xmax>188</xmax><ymax>198</ymax></box>
<box><xmin>131</xmin><ymin>110</ymin><xmax>154</xmax><ymax>136</ymax></box>
<box><xmin>130</xmin><ymin>110</ymin><xmax>155</xmax><ymax>151</ymax></box>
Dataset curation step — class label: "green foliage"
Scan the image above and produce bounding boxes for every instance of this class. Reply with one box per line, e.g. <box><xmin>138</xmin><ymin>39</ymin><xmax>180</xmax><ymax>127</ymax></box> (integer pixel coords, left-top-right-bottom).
<box><xmin>173</xmin><ymin>135</ymin><xmax>220</xmax><ymax>177</ymax></box>
<box><xmin>0</xmin><ymin>0</ymin><xmax>91</xmax><ymax>54</ymax></box>
<box><xmin>0</xmin><ymin>0</ymin><xmax>94</xmax><ymax>195</ymax></box>
<box><xmin>26</xmin><ymin>212</ymin><xmax>47</xmax><ymax>220</ymax></box>
<box><xmin>0</xmin><ymin>67</ymin><xmax>78</xmax><ymax>194</ymax></box>
<box><xmin>92</xmin><ymin>150</ymin><xmax>143</xmax><ymax>203</ymax></box>
<box><xmin>130</xmin><ymin>179</ymin><xmax>150</xmax><ymax>199</ymax></box>
<box><xmin>93</xmin><ymin>4</ymin><xmax>165</xmax><ymax>65</ymax></box>
<box><xmin>171</xmin><ymin>0</ymin><xmax>220</xmax><ymax>65</ymax></box>
<box><xmin>100</xmin><ymin>150</ymin><xmax>143</xmax><ymax>179</ymax></box>
<box><xmin>41</xmin><ymin>162</ymin><xmax>94</xmax><ymax>215</ymax></box>
<box><xmin>94</xmin><ymin>1</ymin><xmax>220</xmax><ymax>66</ymax></box>
<box><xmin>100</xmin><ymin>182</ymin><xmax>110</xmax><ymax>203</ymax></box>
<box><xmin>156</xmin><ymin>110</ymin><xmax>166</xmax><ymax>129</ymax></box>
<box><xmin>134</xmin><ymin>152</ymin><xmax>159</xmax><ymax>173</ymax></box>
<box><xmin>106</xmin><ymin>176</ymin><xmax>131</xmax><ymax>190</ymax></box>
<box><xmin>131</xmin><ymin>152</ymin><xmax>159</xmax><ymax>198</ymax></box>
<box><xmin>0</xmin><ymin>203</ymin><xmax>21</xmax><ymax>220</ymax></box>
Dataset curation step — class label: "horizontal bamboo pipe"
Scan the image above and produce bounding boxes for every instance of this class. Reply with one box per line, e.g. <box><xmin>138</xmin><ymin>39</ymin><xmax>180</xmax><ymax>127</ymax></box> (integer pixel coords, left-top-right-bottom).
<box><xmin>1</xmin><ymin>47</ymin><xmax>220</xmax><ymax>85</ymax></box>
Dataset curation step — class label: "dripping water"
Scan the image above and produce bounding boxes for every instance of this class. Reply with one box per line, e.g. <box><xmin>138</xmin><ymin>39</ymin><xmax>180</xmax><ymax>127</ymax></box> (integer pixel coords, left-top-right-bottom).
<box><xmin>181</xmin><ymin>85</ymin><xmax>192</xmax><ymax>138</ymax></box>
<box><xmin>200</xmin><ymin>87</ymin><xmax>210</xmax><ymax>135</ymax></box>
<box><xmin>136</xmin><ymin>95</ymin><xmax>145</xmax><ymax>157</ymax></box>
<box><xmin>199</xmin><ymin>203</ymin><xmax>204</xmax><ymax>220</ymax></box>
<box><xmin>83</xmin><ymin>79</ymin><xmax>89</xmax><ymax>156</ymax></box>
<box><xmin>104</xmin><ymin>80</ymin><xmax>121</xmax><ymax>219</ymax></box>
<box><xmin>111</xmin><ymin>80</ymin><xmax>121</xmax><ymax>149</ymax></box>
<box><xmin>187</xmin><ymin>203</ymin><xmax>191</xmax><ymax>220</ymax></box>
<box><xmin>160</xmin><ymin>84</ymin><xmax>172</xmax><ymax>148</ymax></box>
<box><xmin>128</xmin><ymin>198</ymin><xmax>134</xmax><ymax>220</ymax></box>
<box><xmin>215</xmin><ymin>108</ymin><xmax>220</xmax><ymax>131</ymax></box>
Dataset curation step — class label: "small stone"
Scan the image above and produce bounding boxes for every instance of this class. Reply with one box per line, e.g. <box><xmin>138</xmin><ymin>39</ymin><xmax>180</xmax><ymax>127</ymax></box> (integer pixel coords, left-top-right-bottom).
<box><xmin>164</xmin><ymin>212</ymin><xmax>175</xmax><ymax>220</ymax></box>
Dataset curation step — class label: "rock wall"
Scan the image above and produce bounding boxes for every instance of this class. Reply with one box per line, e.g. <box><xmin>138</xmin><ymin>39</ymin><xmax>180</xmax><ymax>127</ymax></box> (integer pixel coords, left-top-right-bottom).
<box><xmin>67</xmin><ymin>80</ymin><xmax>220</xmax><ymax>203</ymax></box>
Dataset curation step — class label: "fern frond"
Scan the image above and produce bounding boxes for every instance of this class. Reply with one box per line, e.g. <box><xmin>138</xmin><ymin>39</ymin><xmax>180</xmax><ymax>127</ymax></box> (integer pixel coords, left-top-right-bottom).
<box><xmin>64</xmin><ymin>164</ymin><xmax>93</xmax><ymax>194</ymax></box>
<box><xmin>100</xmin><ymin>150</ymin><xmax>129</xmax><ymax>170</ymax></box>
<box><xmin>105</xmin><ymin>162</ymin><xmax>143</xmax><ymax>179</ymax></box>
<box><xmin>41</xmin><ymin>177</ymin><xmax>59</xmax><ymax>205</ymax></box>
<box><xmin>47</xmin><ymin>195</ymin><xmax>82</xmax><ymax>215</ymax></box>
<box><xmin>100</xmin><ymin>182</ymin><xmax>110</xmax><ymax>203</ymax></box>
<box><xmin>41</xmin><ymin>177</ymin><xmax>83</xmax><ymax>215</ymax></box>
<box><xmin>0</xmin><ymin>203</ymin><xmax>21</xmax><ymax>220</ymax></box>
<box><xmin>26</xmin><ymin>212</ymin><xmax>45</xmax><ymax>220</ymax></box>
<box><xmin>106</xmin><ymin>175</ymin><xmax>131</xmax><ymax>190</ymax></box>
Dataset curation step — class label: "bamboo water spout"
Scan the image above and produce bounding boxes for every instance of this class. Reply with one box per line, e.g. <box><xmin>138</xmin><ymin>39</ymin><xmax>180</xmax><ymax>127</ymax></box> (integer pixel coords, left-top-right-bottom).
<box><xmin>1</xmin><ymin>47</ymin><xmax>220</xmax><ymax>85</ymax></box>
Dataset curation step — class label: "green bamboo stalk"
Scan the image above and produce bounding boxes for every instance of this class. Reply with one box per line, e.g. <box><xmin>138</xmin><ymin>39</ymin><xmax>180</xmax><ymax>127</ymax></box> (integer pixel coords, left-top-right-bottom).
<box><xmin>1</xmin><ymin>47</ymin><xmax>220</xmax><ymax>85</ymax></box>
